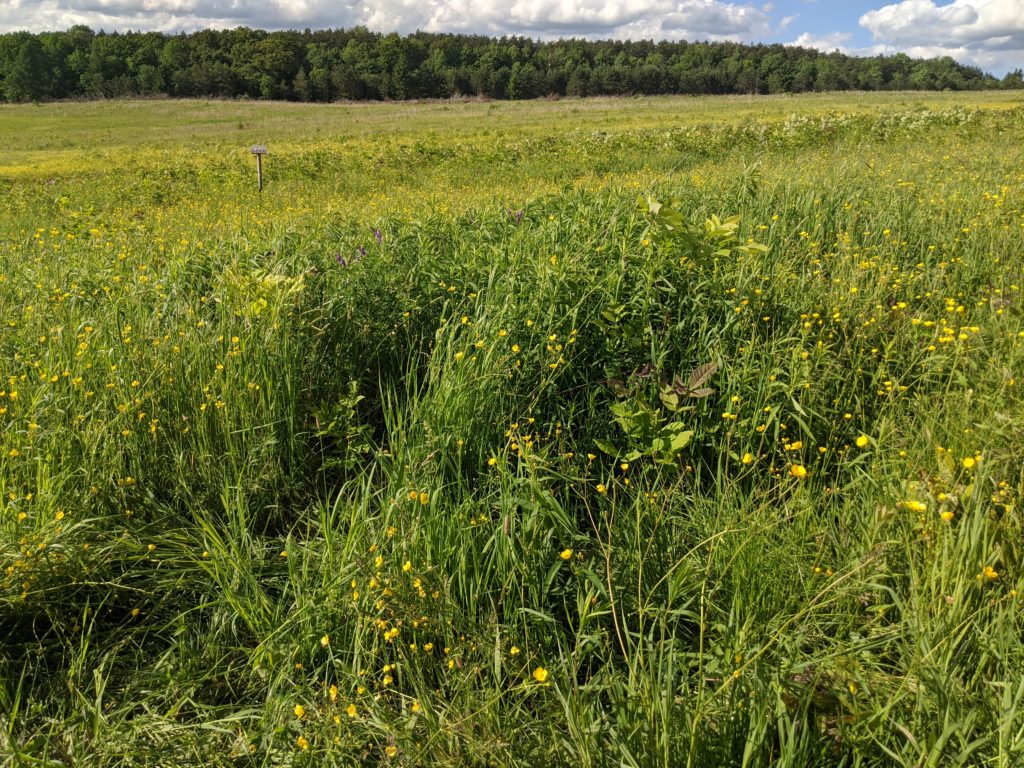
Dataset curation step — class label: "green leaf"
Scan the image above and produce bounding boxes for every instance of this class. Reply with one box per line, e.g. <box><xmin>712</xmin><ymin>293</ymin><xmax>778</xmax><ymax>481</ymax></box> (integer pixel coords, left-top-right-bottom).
<box><xmin>659</xmin><ymin>387</ymin><xmax>680</xmax><ymax>412</ymax></box>
<box><xmin>662</xmin><ymin>422</ymin><xmax>693</xmax><ymax>453</ymax></box>
<box><xmin>601</xmin><ymin>303</ymin><xmax>627</xmax><ymax>326</ymax></box>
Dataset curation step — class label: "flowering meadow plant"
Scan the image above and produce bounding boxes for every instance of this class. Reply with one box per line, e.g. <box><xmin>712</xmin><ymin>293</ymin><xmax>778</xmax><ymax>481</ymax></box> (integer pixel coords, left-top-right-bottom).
<box><xmin>1</xmin><ymin>93</ymin><xmax>1023</xmax><ymax>765</ymax></box>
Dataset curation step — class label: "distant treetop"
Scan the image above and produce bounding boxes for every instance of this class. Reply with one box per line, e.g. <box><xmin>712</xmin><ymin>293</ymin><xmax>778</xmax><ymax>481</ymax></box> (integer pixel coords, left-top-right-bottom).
<box><xmin>0</xmin><ymin>25</ymin><xmax>1018</xmax><ymax>103</ymax></box>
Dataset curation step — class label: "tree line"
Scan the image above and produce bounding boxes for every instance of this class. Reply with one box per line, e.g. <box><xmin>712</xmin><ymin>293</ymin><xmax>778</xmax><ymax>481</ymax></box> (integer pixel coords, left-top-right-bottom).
<box><xmin>1</xmin><ymin>25</ymin><xmax>1021</xmax><ymax>103</ymax></box>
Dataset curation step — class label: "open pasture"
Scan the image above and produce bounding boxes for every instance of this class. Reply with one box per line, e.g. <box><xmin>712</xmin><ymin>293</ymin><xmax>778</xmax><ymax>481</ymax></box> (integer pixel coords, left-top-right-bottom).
<box><xmin>2</xmin><ymin>92</ymin><xmax>1024</xmax><ymax>766</ymax></box>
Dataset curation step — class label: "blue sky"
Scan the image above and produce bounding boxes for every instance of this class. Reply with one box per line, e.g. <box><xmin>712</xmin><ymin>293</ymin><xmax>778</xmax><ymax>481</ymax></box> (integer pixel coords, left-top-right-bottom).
<box><xmin>769</xmin><ymin>1</ymin><xmax>1021</xmax><ymax>74</ymax></box>
<box><xmin>773</xmin><ymin>1</ymin><xmax>883</xmax><ymax>48</ymax></box>
<box><xmin>1</xmin><ymin>1</ymin><xmax>1021</xmax><ymax>75</ymax></box>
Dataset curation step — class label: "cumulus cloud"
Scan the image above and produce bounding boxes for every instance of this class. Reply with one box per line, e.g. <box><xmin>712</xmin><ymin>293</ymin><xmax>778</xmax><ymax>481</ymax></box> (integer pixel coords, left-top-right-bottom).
<box><xmin>0</xmin><ymin>0</ymin><xmax>781</xmax><ymax>42</ymax></box>
<box><xmin>0</xmin><ymin>0</ymin><xmax>284</xmax><ymax>32</ymax></box>
<box><xmin>610</xmin><ymin>1</ymin><xmax>774</xmax><ymax>41</ymax></box>
<box><xmin>789</xmin><ymin>31</ymin><xmax>853</xmax><ymax>52</ymax></box>
<box><xmin>859</xmin><ymin>0</ymin><xmax>1024</xmax><ymax>71</ymax></box>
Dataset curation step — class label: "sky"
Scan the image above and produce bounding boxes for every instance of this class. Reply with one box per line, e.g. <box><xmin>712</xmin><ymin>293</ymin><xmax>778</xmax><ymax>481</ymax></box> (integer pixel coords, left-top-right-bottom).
<box><xmin>0</xmin><ymin>0</ymin><xmax>1021</xmax><ymax>75</ymax></box>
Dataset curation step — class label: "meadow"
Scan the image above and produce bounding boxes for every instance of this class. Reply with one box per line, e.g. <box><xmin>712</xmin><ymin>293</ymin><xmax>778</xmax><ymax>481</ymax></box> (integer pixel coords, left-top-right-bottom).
<box><xmin>1</xmin><ymin>91</ymin><xmax>1024</xmax><ymax>767</ymax></box>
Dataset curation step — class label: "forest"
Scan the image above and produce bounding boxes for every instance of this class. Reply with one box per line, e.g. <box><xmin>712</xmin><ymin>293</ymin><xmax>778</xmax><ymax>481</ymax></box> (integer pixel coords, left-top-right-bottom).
<box><xmin>1</xmin><ymin>25</ymin><xmax>1022</xmax><ymax>103</ymax></box>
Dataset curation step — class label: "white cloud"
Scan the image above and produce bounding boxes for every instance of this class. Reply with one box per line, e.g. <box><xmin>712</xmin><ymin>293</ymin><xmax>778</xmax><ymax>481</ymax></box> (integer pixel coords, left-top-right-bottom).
<box><xmin>777</xmin><ymin>14</ymin><xmax>798</xmax><ymax>31</ymax></box>
<box><xmin>789</xmin><ymin>31</ymin><xmax>853</xmax><ymax>52</ymax></box>
<box><xmin>0</xmin><ymin>0</ymin><xmax>782</xmax><ymax>43</ymax></box>
<box><xmin>859</xmin><ymin>0</ymin><xmax>1024</xmax><ymax>71</ymax></box>
<box><xmin>612</xmin><ymin>1</ymin><xmax>775</xmax><ymax>41</ymax></box>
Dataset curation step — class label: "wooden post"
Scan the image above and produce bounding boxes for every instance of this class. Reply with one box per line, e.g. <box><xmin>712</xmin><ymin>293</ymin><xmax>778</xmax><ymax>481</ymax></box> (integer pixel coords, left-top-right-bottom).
<box><xmin>250</xmin><ymin>145</ymin><xmax>267</xmax><ymax>192</ymax></box>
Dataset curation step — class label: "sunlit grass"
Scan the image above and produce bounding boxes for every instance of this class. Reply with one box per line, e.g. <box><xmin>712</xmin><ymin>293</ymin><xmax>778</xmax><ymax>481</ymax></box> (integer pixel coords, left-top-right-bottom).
<box><xmin>1</xmin><ymin>93</ymin><xmax>1023</xmax><ymax>766</ymax></box>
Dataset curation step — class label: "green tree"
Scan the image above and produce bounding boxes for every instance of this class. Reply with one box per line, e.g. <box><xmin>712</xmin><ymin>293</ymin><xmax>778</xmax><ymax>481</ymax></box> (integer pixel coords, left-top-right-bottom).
<box><xmin>136</xmin><ymin>64</ymin><xmax>164</xmax><ymax>95</ymax></box>
<box><xmin>0</xmin><ymin>25</ymin><xmax>1002</xmax><ymax>103</ymax></box>
<box><xmin>293</xmin><ymin>65</ymin><xmax>310</xmax><ymax>101</ymax></box>
<box><xmin>566</xmin><ymin>63</ymin><xmax>592</xmax><ymax>97</ymax></box>
<box><xmin>5</xmin><ymin>36</ymin><xmax>48</xmax><ymax>102</ymax></box>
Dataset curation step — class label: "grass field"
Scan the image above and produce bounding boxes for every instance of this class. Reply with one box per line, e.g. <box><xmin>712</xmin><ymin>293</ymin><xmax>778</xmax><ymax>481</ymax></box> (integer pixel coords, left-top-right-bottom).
<box><xmin>2</xmin><ymin>92</ymin><xmax>1024</xmax><ymax>766</ymax></box>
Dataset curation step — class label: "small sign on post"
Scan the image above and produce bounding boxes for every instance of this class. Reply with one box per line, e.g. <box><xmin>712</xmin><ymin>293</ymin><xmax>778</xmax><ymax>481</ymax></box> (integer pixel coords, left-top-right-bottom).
<box><xmin>250</xmin><ymin>144</ymin><xmax>267</xmax><ymax>192</ymax></box>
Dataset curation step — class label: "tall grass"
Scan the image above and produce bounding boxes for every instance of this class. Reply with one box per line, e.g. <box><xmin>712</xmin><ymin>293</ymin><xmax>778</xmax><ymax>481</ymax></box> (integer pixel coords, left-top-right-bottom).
<box><xmin>1</xmin><ymin>97</ymin><xmax>1023</xmax><ymax>766</ymax></box>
